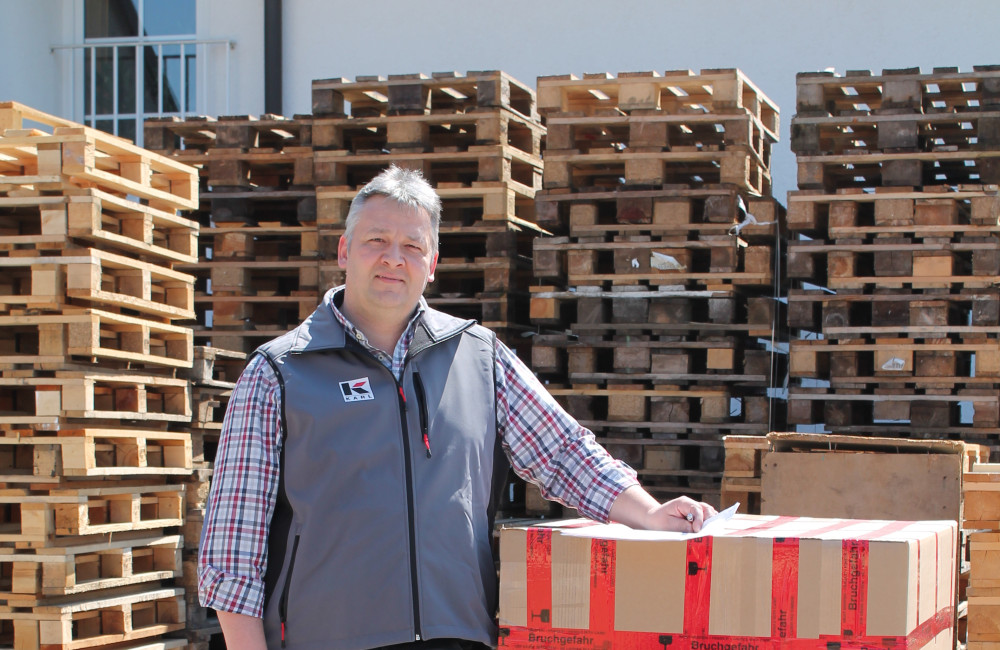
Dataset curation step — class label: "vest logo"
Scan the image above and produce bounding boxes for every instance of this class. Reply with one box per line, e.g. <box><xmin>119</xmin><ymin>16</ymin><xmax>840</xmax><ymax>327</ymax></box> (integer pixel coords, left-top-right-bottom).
<box><xmin>340</xmin><ymin>377</ymin><xmax>374</xmax><ymax>402</ymax></box>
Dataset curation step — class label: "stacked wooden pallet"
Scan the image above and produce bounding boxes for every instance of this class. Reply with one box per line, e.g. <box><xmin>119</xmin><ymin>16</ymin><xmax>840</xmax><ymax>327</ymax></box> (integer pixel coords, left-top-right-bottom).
<box><xmin>787</xmin><ymin>67</ymin><xmax>1000</xmax><ymax>450</ymax></box>
<box><xmin>0</xmin><ymin>102</ymin><xmax>196</xmax><ymax>649</ymax></box>
<box><xmin>311</xmin><ymin>71</ymin><xmax>547</xmax><ymax>341</ymax></box>
<box><xmin>145</xmin><ymin>114</ymin><xmax>318</xmax><ymax>353</ymax></box>
<box><xmin>527</xmin><ymin>70</ymin><xmax>786</xmax><ymax>508</ymax></box>
<box><xmin>965</xmin><ymin>462</ymin><xmax>1000</xmax><ymax>650</ymax></box>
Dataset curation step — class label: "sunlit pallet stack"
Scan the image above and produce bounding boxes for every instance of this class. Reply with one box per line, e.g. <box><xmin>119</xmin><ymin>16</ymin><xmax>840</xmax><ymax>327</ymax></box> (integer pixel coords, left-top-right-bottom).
<box><xmin>0</xmin><ymin>102</ymin><xmax>198</xmax><ymax>649</ymax></box>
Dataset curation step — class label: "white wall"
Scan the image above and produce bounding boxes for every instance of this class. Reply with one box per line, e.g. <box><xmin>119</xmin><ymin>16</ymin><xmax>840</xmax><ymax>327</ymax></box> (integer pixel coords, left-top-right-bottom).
<box><xmin>0</xmin><ymin>0</ymin><xmax>76</xmax><ymax>116</ymax></box>
<box><xmin>282</xmin><ymin>0</ymin><xmax>1000</xmax><ymax>199</ymax></box>
<box><xmin>199</xmin><ymin>0</ymin><xmax>264</xmax><ymax>117</ymax></box>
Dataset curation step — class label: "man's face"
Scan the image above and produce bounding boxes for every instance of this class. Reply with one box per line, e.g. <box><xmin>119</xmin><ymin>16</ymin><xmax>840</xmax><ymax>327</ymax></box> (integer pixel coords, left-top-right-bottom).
<box><xmin>338</xmin><ymin>195</ymin><xmax>438</xmax><ymax>322</ymax></box>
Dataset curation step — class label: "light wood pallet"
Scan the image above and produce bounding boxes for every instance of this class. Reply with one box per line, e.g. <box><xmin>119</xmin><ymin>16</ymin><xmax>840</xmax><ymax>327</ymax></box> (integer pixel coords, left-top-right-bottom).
<box><xmin>145</xmin><ymin>113</ymin><xmax>312</xmax><ymax>154</ymax></box>
<box><xmin>0</xmin><ymin>370</ymin><xmax>191</xmax><ymax>426</ymax></box>
<box><xmin>0</xmin><ymin>428</ymin><xmax>192</xmax><ymax>481</ymax></box>
<box><xmin>0</xmin><ymin>248</ymin><xmax>195</xmax><ymax>321</ymax></box>
<box><xmin>0</xmin><ymin>102</ymin><xmax>197</xmax><ymax>213</ymax></box>
<box><xmin>796</xmin><ymin>149</ymin><xmax>1000</xmax><ymax>190</ymax></box>
<box><xmin>311</xmin><ymin>70</ymin><xmax>538</xmax><ymax>120</ymax></box>
<box><xmin>719</xmin><ymin>434</ymin><xmax>768</xmax><ymax>513</ymax></box>
<box><xmin>0</xmin><ymin>189</ymin><xmax>198</xmax><ymax>266</ymax></box>
<box><xmin>968</xmin><ymin>526</ymin><xmax>1000</xmax><ymax>647</ymax></box>
<box><xmin>0</xmin><ymin>308</ymin><xmax>193</xmax><ymax>370</ymax></box>
<box><xmin>0</xmin><ymin>585</ymin><xmax>185</xmax><ymax>649</ymax></box>
<box><xmin>0</xmin><ymin>533</ymin><xmax>181</xmax><ymax>604</ymax></box>
<box><xmin>181</xmin><ymin>347</ymin><xmax>246</xmax><ymax>388</ymax></box>
<box><xmin>0</xmin><ymin>483</ymin><xmax>184</xmax><ymax>543</ymax></box>
<box><xmin>536</xmin><ymin>69</ymin><xmax>779</xmax><ymax>130</ymax></box>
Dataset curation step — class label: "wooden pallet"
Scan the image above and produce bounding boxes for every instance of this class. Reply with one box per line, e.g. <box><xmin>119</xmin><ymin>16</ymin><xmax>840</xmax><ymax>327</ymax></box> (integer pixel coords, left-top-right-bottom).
<box><xmin>0</xmin><ymin>428</ymin><xmax>191</xmax><ymax>481</ymax></box>
<box><xmin>144</xmin><ymin>114</ymin><xmax>313</xmax><ymax>154</ymax></box>
<box><xmin>312</xmin><ymin>108</ymin><xmax>543</xmax><ymax>159</ymax></box>
<box><xmin>0</xmin><ymin>308</ymin><xmax>193</xmax><ymax>369</ymax></box>
<box><xmin>797</xmin><ymin>149</ymin><xmax>1000</xmax><ymax>191</ymax></box>
<box><xmin>787</xmin><ymin>288</ymin><xmax>1000</xmax><ymax>334</ymax></box>
<box><xmin>0</xmin><ymin>189</ymin><xmax>198</xmax><ymax>265</ymax></box>
<box><xmin>786</xmin><ymin>186</ymin><xmax>1000</xmax><ymax>238</ymax></box>
<box><xmin>536</xmin><ymin>69</ymin><xmax>779</xmax><ymax>133</ymax></box>
<box><xmin>0</xmin><ymin>370</ymin><xmax>191</xmax><ymax>425</ymax></box>
<box><xmin>200</xmin><ymin>187</ymin><xmax>317</xmax><ymax>224</ymax></box>
<box><xmin>965</xmin><ymin>465</ymin><xmax>1000</xmax><ymax>529</ymax></box>
<box><xmin>0</xmin><ymin>483</ymin><xmax>184</xmax><ymax>542</ymax></box>
<box><xmin>197</xmin><ymin>222</ymin><xmax>314</xmax><ymax>260</ymax></box>
<box><xmin>541</xmin><ymin>145</ymin><xmax>771</xmax><ymax>196</ymax></box>
<box><xmin>0</xmin><ymin>248</ymin><xmax>194</xmax><ymax>320</ymax></box>
<box><xmin>787</xmin><ymin>385</ymin><xmax>1000</xmax><ymax>430</ymax></box>
<box><xmin>0</xmin><ymin>102</ymin><xmax>198</xmax><ymax>212</ymax></box>
<box><xmin>201</xmin><ymin>146</ymin><xmax>314</xmax><ymax>190</ymax></box>
<box><xmin>311</xmin><ymin>70</ymin><xmax>538</xmax><ymax>120</ymax></box>
<box><xmin>316</xmin><ymin>181</ymin><xmax>541</xmax><ymax>227</ymax></box>
<box><xmin>795</xmin><ymin>66</ymin><xmax>1000</xmax><ymax>116</ymax></box>
<box><xmin>312</xmin><ymin>144</ymin><xmax>543</xmax><ymax>190</ymax></box>
<box><xmin>0</xmin><ymin>533</ymin><xmax>181</xmax><ymax>603</ymax></box>
<box><xmin>533</xmin><ymin>186</ymin><xmax>783</xmax><ymax>237</ymax></box>
<box><xmin>0</xmin><ymin>585</ymin><xmax>185</xmax><ymax>649</ymax></box>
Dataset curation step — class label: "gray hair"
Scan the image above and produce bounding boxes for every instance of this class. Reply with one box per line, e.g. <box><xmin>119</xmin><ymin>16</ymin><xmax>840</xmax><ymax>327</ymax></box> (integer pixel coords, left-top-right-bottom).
<box><xmin>343</xmin><ymin>165</ymin><xmax>442</xmax><ymax>251</ymax></box>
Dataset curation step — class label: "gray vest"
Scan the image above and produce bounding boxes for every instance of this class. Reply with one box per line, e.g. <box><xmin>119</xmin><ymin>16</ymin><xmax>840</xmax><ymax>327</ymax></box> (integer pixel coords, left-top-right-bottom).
<box><xmin>256</xmin><ymin>296</ymin><xmax>501</xmax><ymax>650</ymax></box>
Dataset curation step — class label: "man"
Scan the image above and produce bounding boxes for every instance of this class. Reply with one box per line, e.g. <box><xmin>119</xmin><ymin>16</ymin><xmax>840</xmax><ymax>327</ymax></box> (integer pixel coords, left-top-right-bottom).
<box><xmin>199</xmin><ymin>165</ymin><xmax>717</xmax><ymax>650</ymax></box>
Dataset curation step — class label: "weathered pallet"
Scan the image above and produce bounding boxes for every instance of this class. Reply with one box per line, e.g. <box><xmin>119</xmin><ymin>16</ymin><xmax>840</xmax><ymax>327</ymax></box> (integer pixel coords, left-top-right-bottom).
<box><xmin>0</xmin><ymin>370</ymin><xmax>191</xmax><ymax>425</ymax></box>
<box><xmin>547</xmin><ymin>111</ymin><xmax>772</xmax><ymax>166</ymax></box>
<box><xmin>0</xmin><ymin>189</ymin><xmax>198</xmax><ymax>265</ymax></box>
<box><xmin>787</xmin><ymin>288</ymin><xmax>1000</xmax><ymax>333</ymax></box>
<box><xmin>181</xmin><ymin>346</ymin><xmax>246</xmax><ymax>387</ymax></box>
<box><xmin>529</xmin><ymin>286</ymin><xmax>777</xmax><ymax>330</ymax></box>
<box><xmin>0</xmin><ymin>483</ymin><xmax>184</xmax><ymax>542</ymax></box>
<box><xmin>311</xmin><ymin>70</ymin><xmax>538</xmax><ymax>120</ymax></box>
<box><xmin>0</xmin><ymin>585</ymin><xmax>185</xmax><ymax>649</ymax></box>
<box><xmin>541</xmin><ymin>145</ymin><xmax>771</xmax><ymax>196</ymax></box>
<box><xmin>786</xmin><ymin>185</ymin><xmax>1000</xmax><ymax>238</ymax></box>
<box><xmin>197</xmin><ymin>222</ymin><xmax>314</xmax><ymax>260</ymax></box>
<box><xmin>0</xmin><ymin>428</ymin><xmax>192</xmax><ymax>481</ymax></box>
<box><xmin>311</xmin><ymin>108</ymin><xmax>543</xmax><ymax>160</ymax></box>
<box><xmin>787</xmin><ymin>385</ymin><xmax>1000</xmax><ymax>429</ymax></box>
<box><xmin>200</xmin><ymin>187</ymin><xmax>317</xmax><ymax>224</ymax></box>
<box><xmin>195</xmin><ymin>146</ymin><xmax>314</xmax><ymax>190</ymax></box>
<box><xmin>533</xmin><ymin>186</ymin><xmax>784</xmax><ymax>238</ymax></box>
<box><xmin>0</xmin><ymin>308</ymin><xmax>193</xmax><ymax>369</ymax></box>
<box><xmin>536</xmin><ymin>69</ymin><xmax>779</xmax><ymax>136</ymax></box>
<box><xmin>144</xmin><ymin>113</ymin><xmax>313</xmax><ymax>153</ymax></box>
<box><xmin>0</xmin><ymin>102</ymin><xmax>198</xmax><ymax>212</ymax></box>
<box><xmin>795</xmin><ymin>66</ymin><xmax>1000</xmax><ymax>116</ymax></box>
<box><xmin>545</xmin><ymin>382</ymin><xmax>745</xmax><ymax>426</ymax></box>
<box><xmin>797</xmin><ymin>149</ymin><xmax>1000</xmax><ymax>191</ymax></box>
<box><xmin>0</xmin><ymin>248</ymin><xmax>194</xmax><ymax>320</ymax></box>
<box><xmin>312</xmin><ymin>144</ymin><xmax>543</xmax><ymax>190</ymax></box>
<box><xmin>316</xmin><ymin>181</ymin><xmax>541</xmax><ymax>227</ymax></box>
<box><xmin>787</xmin><ymin>238</ymin><xmax>999</xmax><ymax>287</ymax></box>
<box><xmin>0</xmin><ymin>533</ymin><xmax>181</xmax><ymax>603</ymax></box>
<box><xmin>792</xmin><ymin>109</ymin><xmax>1000</xmax><ymax>156</ymax></box>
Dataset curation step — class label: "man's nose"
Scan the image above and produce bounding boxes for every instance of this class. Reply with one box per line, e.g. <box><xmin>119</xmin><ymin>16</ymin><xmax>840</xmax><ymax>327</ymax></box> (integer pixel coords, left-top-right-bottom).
<box><xmin>381</xmin><ymin>242</ymin><xmax>405</xmax><ymax>265</ymax></box>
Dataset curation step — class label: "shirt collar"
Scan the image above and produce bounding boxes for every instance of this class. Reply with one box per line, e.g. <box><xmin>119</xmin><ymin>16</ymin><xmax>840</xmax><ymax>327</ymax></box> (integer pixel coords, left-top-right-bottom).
<box><xmin>327</xmin><ymin>285</ymin><xmax>427</xmax><ymax>347</ymax></box>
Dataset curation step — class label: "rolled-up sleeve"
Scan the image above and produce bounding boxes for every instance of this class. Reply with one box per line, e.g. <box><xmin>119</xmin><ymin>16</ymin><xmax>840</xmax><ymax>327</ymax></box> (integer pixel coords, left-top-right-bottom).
<box><xmin>198</xmin><ymin>354</ymin><xmax>282</xmax><ymax>617</ymax></box>
<box><xmin>495</xmin><ymin>341</ymin><xmax>638</xmax><ymax>522</ymax></box>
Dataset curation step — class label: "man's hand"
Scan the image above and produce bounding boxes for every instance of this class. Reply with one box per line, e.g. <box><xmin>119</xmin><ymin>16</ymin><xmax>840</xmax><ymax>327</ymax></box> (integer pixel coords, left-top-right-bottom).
<box><xmin>608</xmin><ymin>485</ymin><xmax>719</xmax><ymax>532</ymax></box>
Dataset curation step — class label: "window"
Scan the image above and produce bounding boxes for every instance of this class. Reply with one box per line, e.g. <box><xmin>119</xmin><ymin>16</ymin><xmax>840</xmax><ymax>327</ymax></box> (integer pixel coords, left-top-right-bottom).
<box><xmin>82</xmin><ymin>0</ymin><xmax>198</xmax><ymax>144</ymax></box>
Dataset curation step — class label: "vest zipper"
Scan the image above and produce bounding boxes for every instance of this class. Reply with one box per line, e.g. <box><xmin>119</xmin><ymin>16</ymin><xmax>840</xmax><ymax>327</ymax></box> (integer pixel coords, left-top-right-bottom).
<box><xmin>278</xmin><ymin>533</ymin><xmax>301</xmax><ymax>648</ymax></box>
<box><xmin>412</xmin><ymin>372</ymin><xmax>431</xmax><ymax>458</ymax></box>
<box><xmin>394</xmin><ymin>376</ymin><xmax>424</xmax><ymax>642</ymax></box>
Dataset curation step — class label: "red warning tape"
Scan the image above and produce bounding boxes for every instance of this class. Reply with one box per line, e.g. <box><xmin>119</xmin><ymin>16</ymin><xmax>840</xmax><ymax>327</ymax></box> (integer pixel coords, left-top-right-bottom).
<box><xmin>501</xmin><ymin>523</ymin><xmax>954</xmax><ymax>650</ymax></box>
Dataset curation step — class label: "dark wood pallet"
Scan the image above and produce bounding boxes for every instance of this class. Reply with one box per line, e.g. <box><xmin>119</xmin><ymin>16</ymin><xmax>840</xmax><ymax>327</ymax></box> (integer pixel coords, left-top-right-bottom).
<box><xmin>144</xmin><ymin>113</ymin><xmax>313</xmax><ymax>153</ymax></box>
<box><xmin>311</xmin><ymin>71</ymin><xmax>538</xmax><ymax>120</ymax></box>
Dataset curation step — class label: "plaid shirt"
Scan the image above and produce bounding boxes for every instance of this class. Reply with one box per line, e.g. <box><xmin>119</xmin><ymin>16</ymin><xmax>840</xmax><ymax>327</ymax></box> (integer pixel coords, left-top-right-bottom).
<box><xmin>198</xmin><ymin>289</ymin><xmax>638</xmax><ymax>617</ymax></box>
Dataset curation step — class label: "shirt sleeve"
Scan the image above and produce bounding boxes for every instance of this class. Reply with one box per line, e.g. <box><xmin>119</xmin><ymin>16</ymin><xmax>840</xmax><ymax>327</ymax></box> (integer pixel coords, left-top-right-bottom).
<box><xmin>198</xmin><ymin>354</ymin><xmax>283</xmax><ymax>617</ymax></box>
<box><xmin>495</xmin><ymin>340</ymin><xmax>639</xmax><ymax>523</ymax></box>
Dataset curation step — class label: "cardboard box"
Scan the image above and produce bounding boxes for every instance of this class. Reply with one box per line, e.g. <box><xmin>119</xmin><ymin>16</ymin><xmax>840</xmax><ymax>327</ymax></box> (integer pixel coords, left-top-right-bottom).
<box><xmin>499</xmin><ymin>515</ymin><xmax>956</xmax><ymax>649</ymax></box>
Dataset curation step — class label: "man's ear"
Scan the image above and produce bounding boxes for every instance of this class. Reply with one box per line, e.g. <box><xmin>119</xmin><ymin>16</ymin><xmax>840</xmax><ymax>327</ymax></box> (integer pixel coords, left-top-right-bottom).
<box><xmin>338</xmin><ymin>235</ymin><xmax>349</xmax><ymax>269</ymax></box>
<box><xmin>427</xmin><ymin>251</ymin><xmax>439</xmax><ymax>282</ymax></box>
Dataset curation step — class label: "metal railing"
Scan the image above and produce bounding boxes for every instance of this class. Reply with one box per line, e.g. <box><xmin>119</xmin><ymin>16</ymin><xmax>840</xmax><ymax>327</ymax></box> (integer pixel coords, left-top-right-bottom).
<box><xmin>52</xmin><ymin>37</ymin><xmax>234</xmax><ymax>145</ymax></box>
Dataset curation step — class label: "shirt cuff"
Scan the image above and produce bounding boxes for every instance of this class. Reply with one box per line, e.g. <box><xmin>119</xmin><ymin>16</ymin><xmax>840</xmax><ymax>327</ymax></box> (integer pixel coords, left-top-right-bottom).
<box><xmin>577</xmin><ymin>463</ymin><xmax>640</xmax><ymax>524</ymax></box>
<box><xmin>198</xmin><ymin>565</ymin><xmax>266</xmax><ymax>618</ymax></box>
